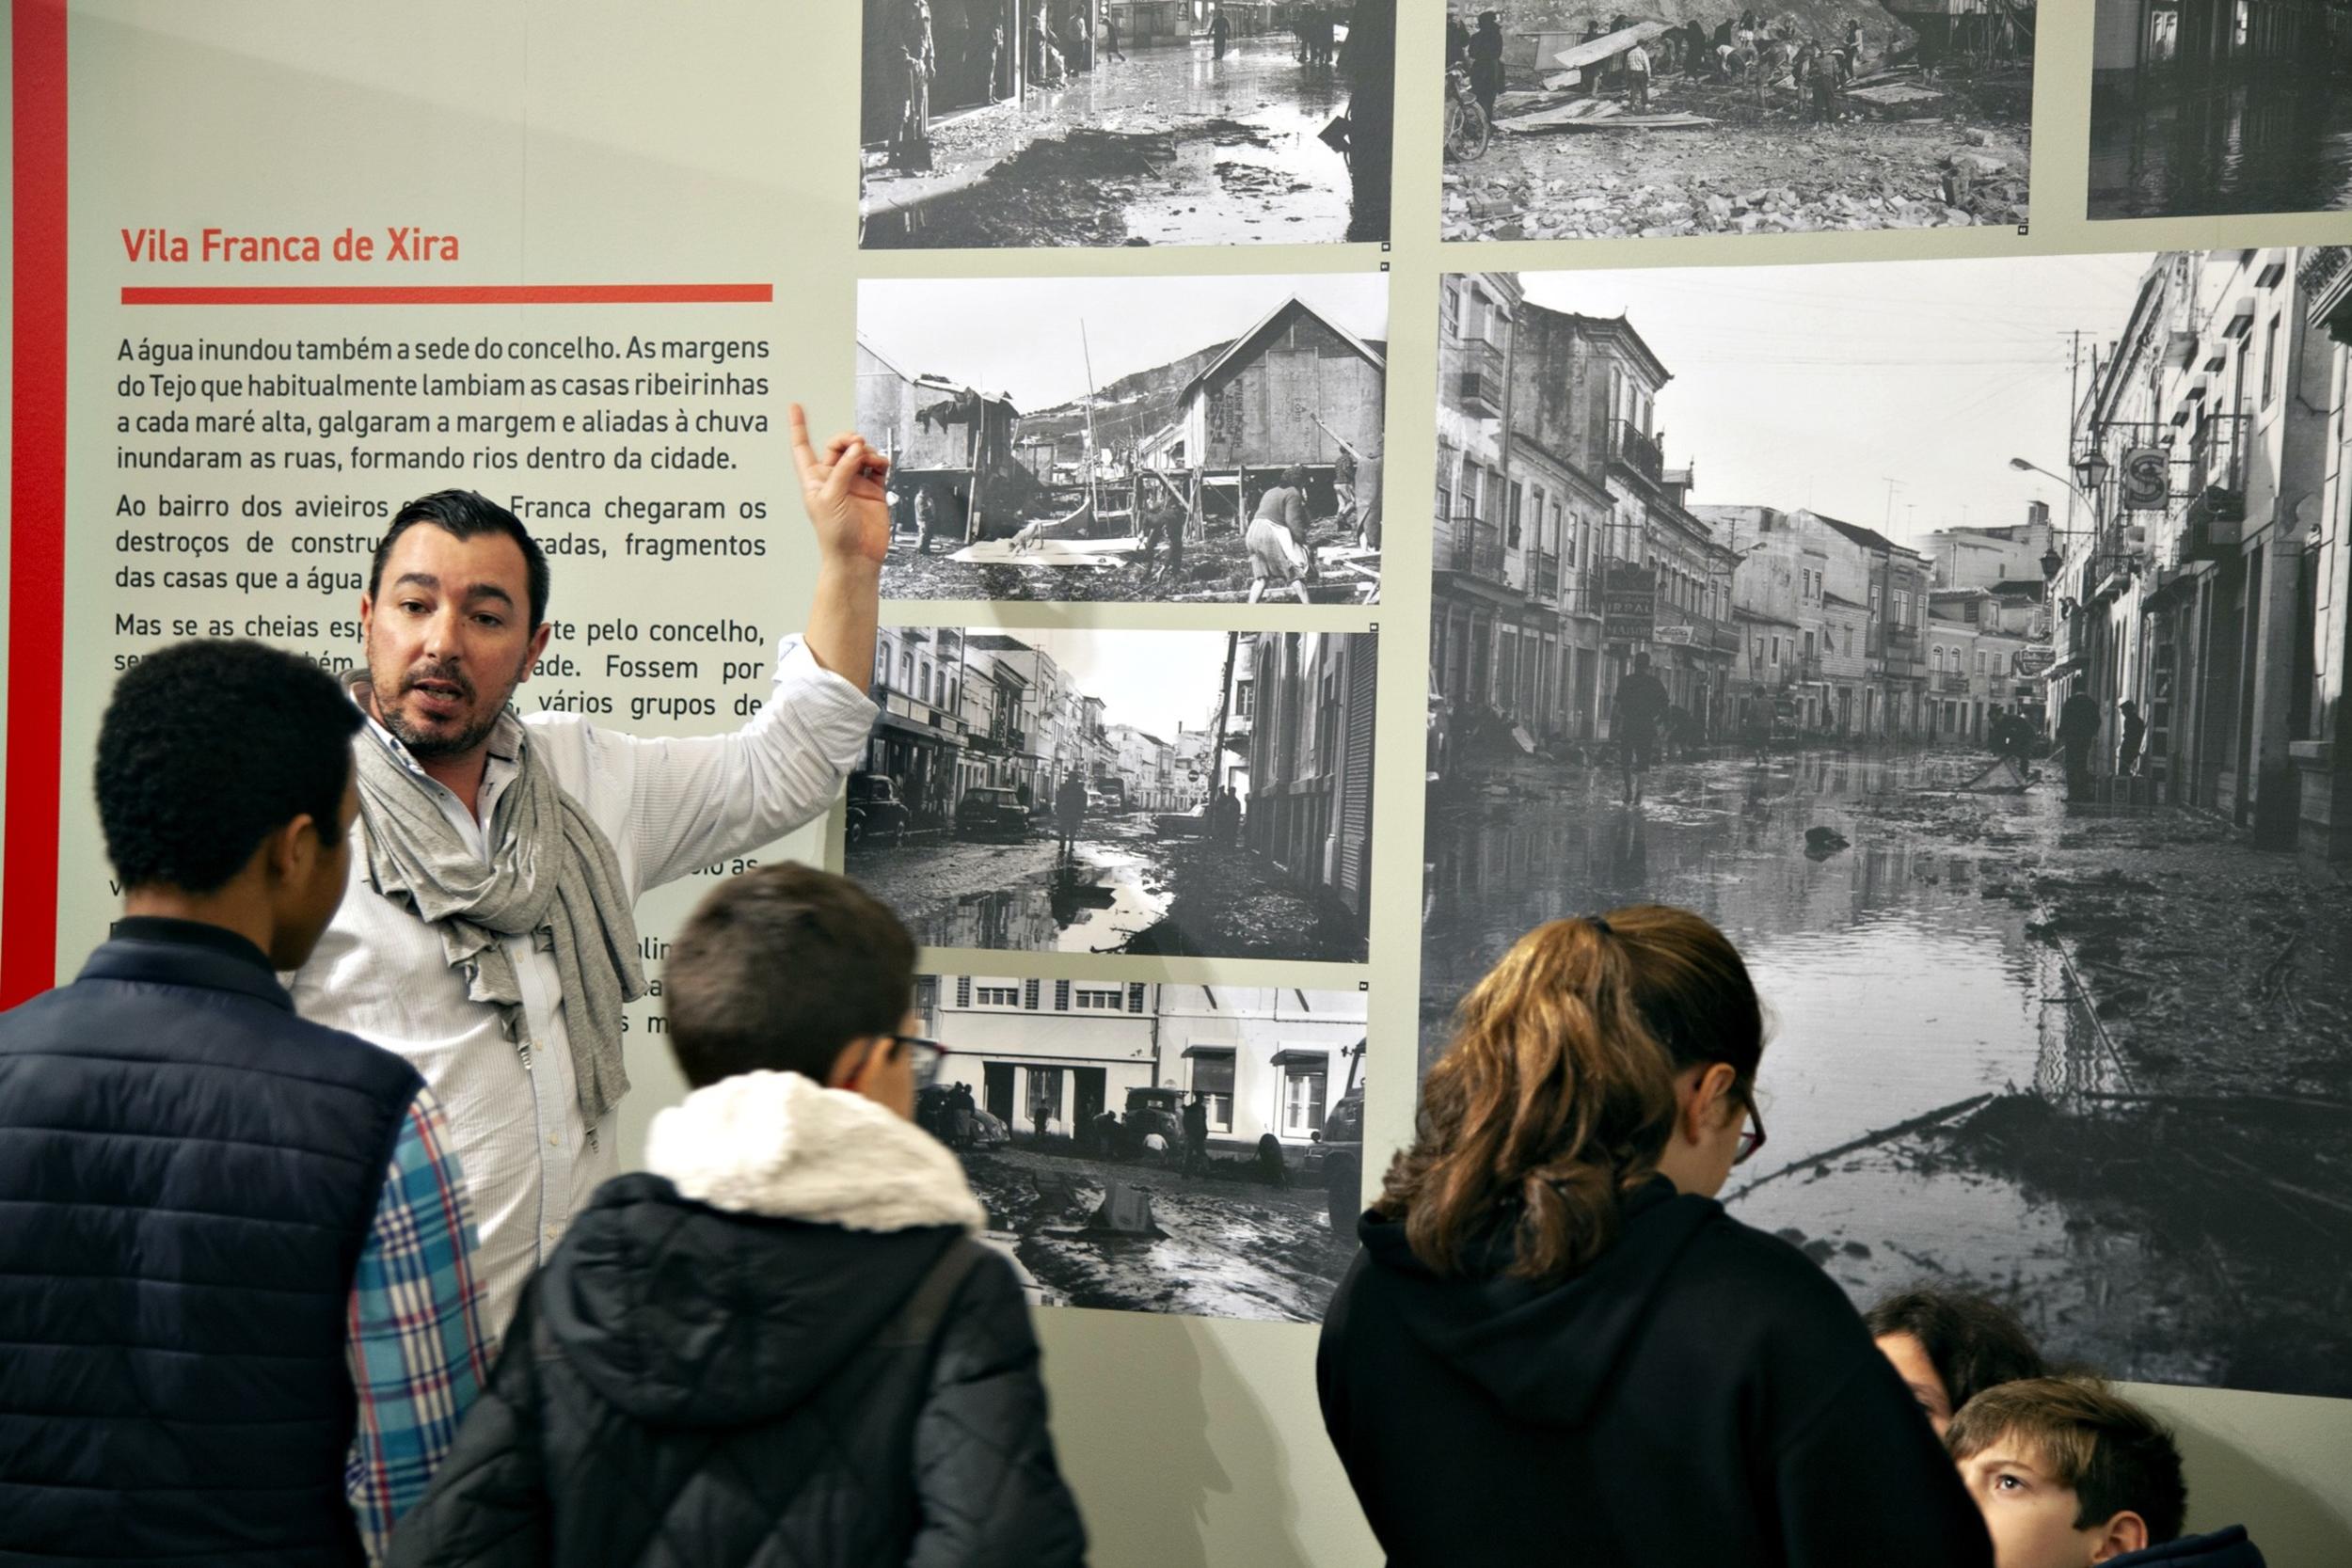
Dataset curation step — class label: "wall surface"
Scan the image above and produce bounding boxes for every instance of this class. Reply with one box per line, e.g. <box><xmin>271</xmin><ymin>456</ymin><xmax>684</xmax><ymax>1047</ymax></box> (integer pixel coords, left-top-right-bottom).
<box><xmin>6</xmin><ymin>2</ymin><xmax>2348</xmax><ymax>1565</ymax></box>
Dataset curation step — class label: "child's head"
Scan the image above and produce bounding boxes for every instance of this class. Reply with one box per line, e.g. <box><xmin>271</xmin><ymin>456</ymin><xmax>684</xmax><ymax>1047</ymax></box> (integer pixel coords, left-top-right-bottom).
<box><xmin>664</xmin><ymin>863</ymin><xmax>923</xmax><ymax>1117</ymax></box>
<box><xmin>1946</xmin><ymin>1377</ymin><xmax>2186</xmax><ymax>1568</ymax></box>
<box><xmin>1865</xmin><ymin>1287</ymin><xmax>2050</xmax><ymax>1435</ymax></box>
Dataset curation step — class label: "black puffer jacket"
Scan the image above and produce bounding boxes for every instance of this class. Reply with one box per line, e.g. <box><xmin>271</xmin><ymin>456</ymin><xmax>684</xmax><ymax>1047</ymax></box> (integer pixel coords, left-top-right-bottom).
<box><xmin>389</xmin><ymin>1070</ymin><xmax>1087</xmax><ymax>1568</ymax></box>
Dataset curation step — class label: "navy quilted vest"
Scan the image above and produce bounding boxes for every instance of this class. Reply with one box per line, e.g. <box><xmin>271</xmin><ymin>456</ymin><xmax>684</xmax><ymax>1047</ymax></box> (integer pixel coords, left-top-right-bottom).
<box><xmin>0</xmin><ymin>922</ymin><xmax>423</xmax><ymax>1567</ymax></box>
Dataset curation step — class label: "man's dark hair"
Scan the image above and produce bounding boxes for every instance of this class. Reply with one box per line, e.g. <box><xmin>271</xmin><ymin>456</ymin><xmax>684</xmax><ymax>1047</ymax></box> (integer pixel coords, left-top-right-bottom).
<box><xmin>1947</xmin><ymin>1378</ymin><xmax>2186</xmax><ymax>1545</ymax></box>
<box><xmin>369</xmin><ymin>489</ymin><xmax>550</xmax><ymax>629</ymax></box>
<box><xmin>1866</xmin><ymin>1287</ymin><xmax>2050</xmax><ymax>1413</ymax></box>
<box><xmin>664</xmin><ymin>863</ymin><xmax>918</xmax><ymax>1089</ymax></box>
<box><xmin>96</xmin><ymin>641</ymin><xmax>360</xmax><ymax>894</ymax></box>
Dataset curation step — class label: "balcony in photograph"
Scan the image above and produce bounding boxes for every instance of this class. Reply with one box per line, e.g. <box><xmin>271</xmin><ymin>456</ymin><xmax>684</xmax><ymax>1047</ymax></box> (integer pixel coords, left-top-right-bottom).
<box><xmin>1445</xmin><ymin>515</ymin><xmax>1507</xmax><ymax>584</ymax></box>
<box><xmin>1534</xmin><ymin>550</ymin><xmax>1562</xmax><ymax>602</ymax></box>
<box><xmin>1609</xmin><ymin>420</ymin><xmax>1666</xmax><ymax>484</ymax></box>
<box><xmin>2304</xmin><ymin>245</ymin><xmax>2352</xmax><ymax>342</ymax></box>
<box><xmin>2181</xmin><ymin>484</ymin><xmax>2248</xmax><ymax>562</ymax></box>
<box><xmin>1937</xmin><ymin>670</ymin><xmax>1971</xmax><ymax>693</ymax></box>
<box><xmin>1456</xmin><ymin>339</ymin><xmax>1506</xmax><ymax>418</ymax></box>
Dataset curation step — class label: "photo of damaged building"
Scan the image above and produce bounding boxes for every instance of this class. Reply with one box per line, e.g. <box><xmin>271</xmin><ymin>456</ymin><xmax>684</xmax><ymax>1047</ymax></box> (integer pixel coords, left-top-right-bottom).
<box><xmin>1440</xmin><ymin>1</ymin><xmax>2033</xmax><ymax>241</ymax></box>
<box><xmin>849</xmin><ymin>626</ymin><xmax>1378</xmax><ymax>961</ymax></box>
<box><xmin>856</xmin><ymin>277</ymin><xmax>1385</xmax><ymax>604</ymax></box>
<box><xmin>907</xmin><ymin>974</ymin><xmax>1367</xmax><ymax>1321</ymax></box>
<box><xmin>858</xmin><ymin>0</ymin><xmax>1396</xmax><ymax>247</ymax></box>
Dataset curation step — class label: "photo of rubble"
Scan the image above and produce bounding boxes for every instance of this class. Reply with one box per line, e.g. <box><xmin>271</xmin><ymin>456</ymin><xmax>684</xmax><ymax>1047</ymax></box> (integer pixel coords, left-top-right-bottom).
<box><xmin>2088</xmin><ymin>1</ymin><xmax>2352</xmax><ymax>220</ymax></box>
<box><xmin>912</xmin><ymin>974</ymin><xmax>1367</xmax><ymax>1321</ymax></box>
<box><xmin>857</xmin><ymin>274</ymin><xmax>1386</xmax><ymax>605</ymax></box>
<box><xmin>1421</xmin><ymin>253</ymin><xmax>2352</xmax><ymax>1398</ymax></box>
<box><xmin>858</xmin><ymin>1</ymin><xmax>1396</xmax><ymax>247</ymax></box>
<box><xmin>850</xmin><ymin>626</ymin><xmax>1379</xmax><ymax>962</ymax></box>
<box><xmin>1440</xmin><ymin>3</ymin><xmax>2033</xmax><ymax>241</ymax></box>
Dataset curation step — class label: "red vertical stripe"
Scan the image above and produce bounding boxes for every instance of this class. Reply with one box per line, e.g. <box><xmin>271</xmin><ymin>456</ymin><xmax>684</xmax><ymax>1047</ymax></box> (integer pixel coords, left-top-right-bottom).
<box><xmin>7</xmin><ymin>0</ymin><xmax>69</xmax><ymax>1005</ymax></box>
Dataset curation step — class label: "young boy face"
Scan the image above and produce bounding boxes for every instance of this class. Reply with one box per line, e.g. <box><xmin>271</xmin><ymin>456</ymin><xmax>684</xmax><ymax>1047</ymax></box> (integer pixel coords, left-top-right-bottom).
<box><xmin>1957</xmin><ymin>1440</ymin><xmax>2143</xmax><ymax>1568</ymax></box>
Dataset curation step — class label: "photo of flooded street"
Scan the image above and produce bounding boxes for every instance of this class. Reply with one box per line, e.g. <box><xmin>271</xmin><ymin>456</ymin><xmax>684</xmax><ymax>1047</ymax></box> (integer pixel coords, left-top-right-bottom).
<box><xmin>2087</xmin><ymin>1</ymin><xmax>2352</xmax><ymax>219</ymax></box>
<box><xmin>859</xmin><ymin>1</ymin><xmax>1395</xmax><ymax>246</ymax></box>
<box><xmin>1421</xmin><ymin>252</ymin><xmax>2352</xmax><ymax>1400</ymax></box>
<box><xmin>850</xmin><ymin>626</ymin><xmax>1378</xmax><ymax>960</ymax></box>
<box><xmin>1422</xmin><ymin>750</ymin><xmax>2352</xmax><ymax>1395</ymax></box>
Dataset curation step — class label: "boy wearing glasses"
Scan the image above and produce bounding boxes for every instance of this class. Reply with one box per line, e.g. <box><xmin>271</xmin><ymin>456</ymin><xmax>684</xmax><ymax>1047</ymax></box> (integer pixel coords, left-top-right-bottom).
<box><xmin>389</xmin><ymin>863</ymin><xmax>1086</xmax><ymax>1568</ymax></box>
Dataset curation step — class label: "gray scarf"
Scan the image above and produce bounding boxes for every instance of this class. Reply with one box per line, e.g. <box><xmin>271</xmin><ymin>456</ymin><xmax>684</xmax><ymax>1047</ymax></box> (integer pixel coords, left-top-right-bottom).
<box><xmin>347</xmin><ymin>678</ymin><xmax>645</xmax><ymax>1132</ymax></box>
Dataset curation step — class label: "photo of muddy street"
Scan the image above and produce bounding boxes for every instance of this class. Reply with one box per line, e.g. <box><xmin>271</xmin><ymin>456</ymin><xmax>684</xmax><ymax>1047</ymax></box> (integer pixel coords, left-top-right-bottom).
<box><xmin>850</xmin><ymin>626</ymin><xmax>1377</xmax><ymax>960</ymax></box>
<box><xmin>859</xmin><ymin>1</ymin><xmax>1395</xmax><ymax>247</ymax></box>
<box><xmin>2088</xmin><ymin>1</ymin><xmax>2352</xmax><ymax>220</ymax></box>
<box><xmin>858</xmin><ymin>274</ymin><xmax>1387</xmax><ymax>605</ymax></box>
<box><xmin>912</xmin><ymin>976</ymin><xmax>1368</xmax><ymax>1322</ymax></box>
<box><xmin>1423</xmin><ymin>252</ymin><xmax>2352</xmax><ymax>1399</ymax></box>
<box><xmin>1440</xmin><ymin>2</ymin><xmax>2032</xmax><ymax>240</ymax></box>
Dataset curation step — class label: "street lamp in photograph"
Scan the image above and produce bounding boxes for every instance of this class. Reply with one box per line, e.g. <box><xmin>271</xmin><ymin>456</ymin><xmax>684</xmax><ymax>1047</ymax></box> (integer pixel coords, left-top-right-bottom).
<box><xmin>2007</xmin><ymin>453</ymin><xmax>2106</xmax><ymax>580</ymax></box>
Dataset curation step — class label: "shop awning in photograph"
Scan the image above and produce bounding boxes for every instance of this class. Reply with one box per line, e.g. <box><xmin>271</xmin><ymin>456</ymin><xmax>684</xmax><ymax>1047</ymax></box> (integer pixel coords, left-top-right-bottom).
<box><xmin>1268</xmin><ymin>1050</ymin><xmax>1328</xmax><ymax>1068</ymax></box>
<box><xmin>1180</xmin><ymin>1044</ymin><xmax>1236</xmax><ymax>1059</ymax></box>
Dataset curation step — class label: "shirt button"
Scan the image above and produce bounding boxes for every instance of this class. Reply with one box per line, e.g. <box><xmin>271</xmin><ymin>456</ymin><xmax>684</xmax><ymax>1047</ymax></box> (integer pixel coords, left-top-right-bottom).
<box><xmin>548</xmin><ymin>1132</ymin><xmax>562</xmax><ymax>1148</ymax></box>
<box><xmin>544</xmin><ymin>1226</ymin><xmax>561</xmax><ymax>1243</ymax></box>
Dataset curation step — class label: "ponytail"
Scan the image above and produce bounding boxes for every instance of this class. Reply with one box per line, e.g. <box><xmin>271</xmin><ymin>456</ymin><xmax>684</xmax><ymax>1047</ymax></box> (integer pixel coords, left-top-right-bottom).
<box><xmin>1378</xmin><ymin>905</ymin><xmax>1763</xmax><ymax>1281</ymax></box>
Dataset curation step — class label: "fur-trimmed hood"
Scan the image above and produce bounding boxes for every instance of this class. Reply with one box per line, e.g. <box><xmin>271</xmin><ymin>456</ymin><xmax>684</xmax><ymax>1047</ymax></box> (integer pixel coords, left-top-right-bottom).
<box><xmin>645</xmin><ymin>1069</ymin><xmax>986</xmax><ymax>1233</ymax></box>
<box><xmin>535</xmin><ymin>1071</ymin><xmax>986</xmax><ymax>1429</ymax></box>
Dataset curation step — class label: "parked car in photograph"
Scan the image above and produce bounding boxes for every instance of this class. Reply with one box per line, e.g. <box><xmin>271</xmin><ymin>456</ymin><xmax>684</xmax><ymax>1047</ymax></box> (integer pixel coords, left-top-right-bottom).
<box><xmin>1315</xmin><ymin>1085</ymin><xmax>1365</xmax><ymax>1235</ymax></box>
<box><xmin>914</xmin><ymin>1085</ymin><xmax>1009</xmax><ymax>1150</ymax></box>
<box><xmin>846</xmin><ymin>771</ymin><xmax>911</xmax><ymax>846</ymax></box>
<box><xmin>953</xmin><ymin>786</ymin><xmax>1029</xmax><ymax>842</ymax></box>
<box><xmin>1119</xmin><ymin>1085</ymin><xmax>1186</xmax><ymax>1158</ymax></box>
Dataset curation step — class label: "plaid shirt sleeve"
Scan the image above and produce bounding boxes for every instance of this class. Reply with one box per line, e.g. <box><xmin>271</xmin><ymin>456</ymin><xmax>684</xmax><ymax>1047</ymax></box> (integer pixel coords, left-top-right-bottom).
<box><xmin>344</xmin><ymin>1084</ymin><xmax>494</xmax><ymax>1564</ymax></box>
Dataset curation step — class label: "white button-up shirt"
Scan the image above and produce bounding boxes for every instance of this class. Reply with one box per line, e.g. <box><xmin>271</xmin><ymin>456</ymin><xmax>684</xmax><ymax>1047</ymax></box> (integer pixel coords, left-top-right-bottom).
<box><xmin>291</xmin><ymin>635</ymin><xmax>875</xmax><ymax>1336</ymax></box>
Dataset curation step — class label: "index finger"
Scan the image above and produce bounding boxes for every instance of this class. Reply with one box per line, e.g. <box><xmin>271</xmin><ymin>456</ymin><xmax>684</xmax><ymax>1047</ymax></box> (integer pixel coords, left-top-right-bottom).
<box><xmin>788</xmin><ymin>404</ymin><xmax>819</xmax><ymax>478</ymax></box>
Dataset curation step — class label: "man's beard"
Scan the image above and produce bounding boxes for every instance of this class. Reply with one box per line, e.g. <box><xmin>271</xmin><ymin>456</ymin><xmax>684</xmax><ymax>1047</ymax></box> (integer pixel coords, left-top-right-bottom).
<box><xmin>379</xmin><ymin>660</ymin><xmax>507</xmax><ymax>759</ymax></box>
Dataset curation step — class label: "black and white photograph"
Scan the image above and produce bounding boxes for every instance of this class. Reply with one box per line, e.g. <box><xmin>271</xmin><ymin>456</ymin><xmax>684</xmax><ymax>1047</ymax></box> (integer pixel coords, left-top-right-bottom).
<box><xmin>1421</xmin><ymin>251</ymin><xmax>2352</xmax><ymax>1398</ymax></box>
<box><xmin>1439</xmin><ymin>2</ymin><xmax>2033</xmax><ymax>241</ymax></box>
<box><xmin>857</xmin><ymin>0</ymin><xmax>1395</xmax><ymax>247</ymax></box>
<box><xmin>851</xmin><ymin>626</ymin><xmax>1379</xmax><ymax>961</ymax></box>
<box><xmin>2088</xmin><ymin>1</ymin><xmax>2352</xmax><ymax>220</ymax></box>
<box><xmin>857</xmin><ymin>275</ymin><xmax>1387</xmax><ymax>605</ymax></box>
<box><xmin>911</xmin><ymin>974</ymin><xmax>1367</xmax><ymax>1321</ymax></box>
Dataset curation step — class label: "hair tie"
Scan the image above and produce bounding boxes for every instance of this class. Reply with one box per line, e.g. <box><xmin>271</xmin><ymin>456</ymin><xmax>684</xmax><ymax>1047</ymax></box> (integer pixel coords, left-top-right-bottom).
<box><xmin>1585</xmin><ymin>915</ymin><xmax>1613</xmax><ymax>938</ymax></box>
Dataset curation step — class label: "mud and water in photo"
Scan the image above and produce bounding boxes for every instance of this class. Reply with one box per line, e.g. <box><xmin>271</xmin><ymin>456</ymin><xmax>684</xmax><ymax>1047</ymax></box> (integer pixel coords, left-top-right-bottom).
<box><xmin>1420</xmin><ymin>741</ymin><xmax>2352</xmax><ymax>1397</ymax></box>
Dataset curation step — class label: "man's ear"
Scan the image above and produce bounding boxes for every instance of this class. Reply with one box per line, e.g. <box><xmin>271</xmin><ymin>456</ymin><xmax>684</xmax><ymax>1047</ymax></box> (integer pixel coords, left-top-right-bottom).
<box><xmin>517</xmin><ymin>621</ymin><xmax>553</xmax><ymax>684</ymax></box>
<box><xmin>825</xmin><ymin>1037</ymin><xmax>882</xmax><ymax>1092</ymax></box>
<box><xmin>2087</xmin><ymin>1511</ymin><xmax>2151</xmax><ymax>1563</ymax></box>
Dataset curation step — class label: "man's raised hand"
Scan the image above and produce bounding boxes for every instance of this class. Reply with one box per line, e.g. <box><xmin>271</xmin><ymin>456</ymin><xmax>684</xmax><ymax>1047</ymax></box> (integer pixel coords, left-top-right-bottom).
<box><xmin>789</xmin><ymin>404</ymin><xmax>892</xmax><ymax>568</ymax></box>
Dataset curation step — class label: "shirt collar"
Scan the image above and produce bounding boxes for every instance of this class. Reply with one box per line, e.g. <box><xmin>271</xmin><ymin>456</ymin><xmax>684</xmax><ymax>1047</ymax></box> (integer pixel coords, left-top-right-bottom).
<box><xmin>108</xmin><ymin>915</ymin><xmax>276</xmax><ymax>976</ymax></box>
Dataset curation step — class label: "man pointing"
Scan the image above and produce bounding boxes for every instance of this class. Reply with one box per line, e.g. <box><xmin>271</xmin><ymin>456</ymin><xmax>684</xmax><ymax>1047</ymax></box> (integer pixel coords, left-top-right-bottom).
<box><xmin>292</xmin><ymin>406</ymin><xmax>887</xmax><ymax>1336</ymax></box>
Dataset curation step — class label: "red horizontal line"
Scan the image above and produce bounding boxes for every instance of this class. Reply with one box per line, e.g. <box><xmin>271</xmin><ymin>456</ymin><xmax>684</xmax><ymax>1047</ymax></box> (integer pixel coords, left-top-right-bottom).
<box><xmin>120</xmin><ymin>283</ymin><xmax>771</xmax><ymax>306</ymax></box>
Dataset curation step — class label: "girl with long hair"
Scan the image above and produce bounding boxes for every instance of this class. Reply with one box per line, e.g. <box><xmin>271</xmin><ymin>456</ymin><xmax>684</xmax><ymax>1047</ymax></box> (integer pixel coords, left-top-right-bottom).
<box><xmin>1318</xmin><ymin>907</ymin><xmax>1991</xmax><ymax>1567</ymax></box>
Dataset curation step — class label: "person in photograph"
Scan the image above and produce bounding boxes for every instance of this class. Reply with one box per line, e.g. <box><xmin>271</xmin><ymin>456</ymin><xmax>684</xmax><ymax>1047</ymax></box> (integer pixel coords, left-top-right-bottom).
<box><xmin>1318</xmin><ymin>908</ymin><xmax>1992</xmax><ymax>1568</ymax></box>
<box><xmin>1213</xmin><ymin>784</ymin><xmax>1243</xmax><ymax>847</ymax></box>
<box><xmin>1467</xmin><ymin>10</ymin><xmax>1503</xmax><ymax>129</ymax></box>
<box><xmin>1184</xmin><ymin>1090</ymin><xmax>1212</xmax><ymax>1177</ymax></box>
<box><xmin>1247</xmin><ymin>465</ymin><xmax>1317</xmax><ymax>606</ymax></box>
<box><xmin>290</xmin><ymin>409</ymin><xmax>885</xmax><ymax>1339</ymax></box>
<box><xmin>1211</xmin><ymin>3</ymin><xmax>1230</xmax><ymax>58</ymax></box>
<box><xmin>1866</xmin><ymin>1288</ymin><xmax>2052</xmax><ymax>1438</ymax></box>
<box><xmin>1612</xmin><ymin>651</ymin><xmax>1670</xmax><ymax>804</ymax></box>
<box><xmin>1103</xmin><ymin>6</ymin><xmax>1125</xmax><ymax>61</ymax></box>
<box><xmin>1623</xmin><ymin>36</ymin><xmax>1652</xmax><ymax>112</ymax></box>
<box><xmin>891</xmin><ymin>0</ymin><xmax>936</xmax><ymax>172</ymax></box>
<box><xmin>0</xmin><ymin>641</ymin><xmax>490</xmax><ymax>1566</ymax></box>
<box><xmin>1054</xmin><ymin>767</ymin><xmax>1089</xmax><ymax>863</ymax></box>
<box><xmin>387</xmin><ymin>864</ymin><xmax>1088</xmax><ymax>1568</ymax></box>
<box><xmin>914</xmin><ymin>478</ymin><xmax>945</xmax><ymax>555</ymax></box>
<box><xmin>2057</xmin><ymin>687</ymin><xmax>2102</xmax><ymax>801</ymax></box>
<box><xmin>1947</xmin><ymin>1379</ymin><xmax>2265</xmax><ymax>1568</ymax></box>
<box><xmin>1139</xmin><ymin>480</ymin><xmax>1189</xmax><ymax>582</ymax></box>
<box><xmin>2117</xmin><ymin>701</ymin><xmax>2147</xmax><ymax>780</ymax></box>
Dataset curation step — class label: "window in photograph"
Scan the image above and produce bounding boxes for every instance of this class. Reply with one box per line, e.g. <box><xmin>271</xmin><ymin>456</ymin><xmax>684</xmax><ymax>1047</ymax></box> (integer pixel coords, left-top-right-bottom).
<box><xmin>1279</xmin><ymin>1053</ymin><xmax>1327</xmax><ymax>1137</ymax></box>
<box><xmin>1190</xmin><ymin>1050</ymin><xmax>1235</xmax><ymax>1132</ymax></box>
<box><xmin>974</xmin><ymin>984</ymin><xmax>1021</xmax><ymax>1007</ymax></box>
<box><xmin>1073</xmin><ymin>987</ymin><xmax>1125</xmax><ymax>1010</ymax></box>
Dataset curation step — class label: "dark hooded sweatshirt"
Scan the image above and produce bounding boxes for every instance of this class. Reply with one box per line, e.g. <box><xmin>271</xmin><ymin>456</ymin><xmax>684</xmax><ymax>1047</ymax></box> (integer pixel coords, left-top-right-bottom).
<box><xmin>1318</xmin><ymin>1179</ymin><xmax>1993</xmax><ymax>1568</ymax></box>
<box><xmin>388</xmin><ymin>1069</ymin><xmax>1086</xmax><ymax>1568</ymax></box>
<box><xmin>2110</xmin><ymin>1527</ymin><xmax>2267</xmax><ymax>1567</ymax></box>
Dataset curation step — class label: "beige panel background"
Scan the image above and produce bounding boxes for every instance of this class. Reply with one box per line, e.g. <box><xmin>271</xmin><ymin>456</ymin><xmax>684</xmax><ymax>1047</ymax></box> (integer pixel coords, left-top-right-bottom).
<box><xmin>40</xmin><ymin>2</ymin><xmax>2352</xmax><ymax>1563</ymax></box>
